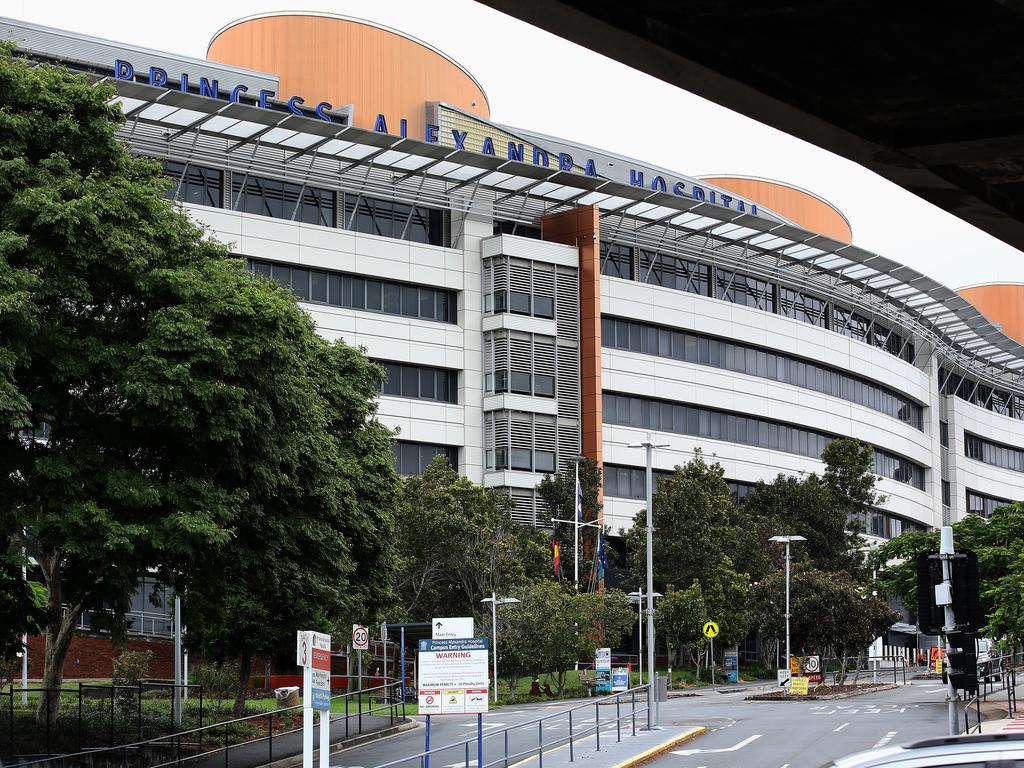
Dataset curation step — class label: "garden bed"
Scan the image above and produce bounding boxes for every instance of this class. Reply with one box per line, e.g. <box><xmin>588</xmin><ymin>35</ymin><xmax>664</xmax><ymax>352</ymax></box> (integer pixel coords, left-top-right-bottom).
<box><xmin>746</xmin><ymin>682</ymin><xmax>898</xmax><ymax>701</ymax></box>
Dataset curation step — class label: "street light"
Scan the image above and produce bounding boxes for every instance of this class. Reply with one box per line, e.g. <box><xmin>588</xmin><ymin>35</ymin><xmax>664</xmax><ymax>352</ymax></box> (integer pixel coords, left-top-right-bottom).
<box><xmin>481</xmin><ymin>592</ymin><xmax>521</xmax><ymax>703</ymax></box>
<box><xmin>627</xmin><ymin>590</ymin><xmax>662</xmax><ymax>686</ymax></box>
<box><xmin>628</xmin><ymin>436</ymin><xmax>669</xmax><ymax>730</ymax></box>
<box><xmin>769</xmin><ymin>535</ymin><xmax>807</xmax><ymax>686</ymax></box>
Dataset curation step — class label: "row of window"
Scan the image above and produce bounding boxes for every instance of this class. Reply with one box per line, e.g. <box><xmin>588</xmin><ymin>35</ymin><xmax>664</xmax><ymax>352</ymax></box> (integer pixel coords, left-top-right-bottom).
<box><xmin>493</xmin><ymin>220</ymin><xmax>543</xmax><ymax>240</ymax></box>
<box><xmin>853</xmin><ymin>510</ymin><xmax>926</xmax><ymax>540</ymax></box>
<box><xmin>486</xmin><ymin>290</ymin><xmax>555</xmax><ymax>319</ymax></box>
<box><xmin>486</xmin><ymin>370</ymin><xmax>556</xmax><ymax>398</ymax></box>
<box><xmin>964</xmin><ymin>431</ymin><xmax>1024</xmax><ymax>473</ymax></box>
<box><xmin>939</xmin><ymin>367</ymin><xmax>1024</xmax><ymax>423</ymax></box>
<box><xmin>489</xmin><ymin>448</ymin><xmax>557</xmax><ymax>474</ymax></box>
<box><xmin>602</xmin><ymin>391</ymin><xmax>925</xmax><ymax>489</ymax></box>
<box><xmin>602</xmin><ymin>463</ymin><xmax>756</xmax><ymax>505</ymax></box>
<box><xmin>966</xmin><ymin>489</ymin><xmax>1015</xmax><ymax>518</ymax></box>
<box><xmin>599</xmin><ymin>241</ymin><xmax>915</xmax><ymax>363</ymax></box>
<box><xmin>601</xmin><ymin>316</ymin><xmax>922</xmax><ymax>429</ymax></box>
<box><xmin>247</xmin><ymin>259</ymin><xmax>457</xmax><ymax>324</ymax></box>
<box><xmin>392</xmin><ymin>441</ymin><xmax>458</xmax><ymax>476</ymax></box>
<box><xmin>163</xmin><ymin>162</ymin><xmax>446</xmax><ymax>246</ymax></box>
<box><xmin>377</xmin><ymin>361</ymin><xmax>458</xmax><ymax>404</ymax></box>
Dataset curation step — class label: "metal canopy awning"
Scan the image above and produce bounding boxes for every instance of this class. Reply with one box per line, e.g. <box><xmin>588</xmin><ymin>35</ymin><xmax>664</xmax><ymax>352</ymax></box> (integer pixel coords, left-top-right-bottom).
<box><xmin>104</xmin><ymin>76</ymin><xmax>1024</xmax><ymax>391</ymax></box>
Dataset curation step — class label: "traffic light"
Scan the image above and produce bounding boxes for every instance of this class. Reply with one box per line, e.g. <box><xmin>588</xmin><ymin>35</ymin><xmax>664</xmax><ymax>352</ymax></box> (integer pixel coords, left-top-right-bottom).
<box><xmin>945</xmin><ymin>630</ymin><xmax>978</xmax><ymax>694</ymax></box>
<box><xmin>917</xmin><ymin>554</ymin><xmax>944</xmax><ymax>635</ymax></box>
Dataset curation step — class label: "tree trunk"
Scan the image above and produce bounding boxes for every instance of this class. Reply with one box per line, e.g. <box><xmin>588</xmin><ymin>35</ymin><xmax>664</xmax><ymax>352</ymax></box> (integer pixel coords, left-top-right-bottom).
<box><xmin>35</xmin><ymin>555</ymin><xmax>82</xmax><ymax>726</ymax></box>
<box><xmin>233</xmin><ymin>649</ymin><xmax>252</xmax><ymax>716</ymax></box>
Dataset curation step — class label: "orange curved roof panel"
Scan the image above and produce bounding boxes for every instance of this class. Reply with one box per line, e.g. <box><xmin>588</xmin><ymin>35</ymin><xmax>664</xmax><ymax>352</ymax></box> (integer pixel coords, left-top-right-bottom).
<box><xmin>702</xmin><ymin>176</ymin><xmax>852</xmax><ymax>244</ymax></box>
<box><xmin>958</xmin><ymin>283</ymin><xmax>1024</xmax><ymax>346</ymax></box>
<box><xmin>207</xmin><ymin>13</ymin><xmax>490</xmax><ymax>138</ymax></box>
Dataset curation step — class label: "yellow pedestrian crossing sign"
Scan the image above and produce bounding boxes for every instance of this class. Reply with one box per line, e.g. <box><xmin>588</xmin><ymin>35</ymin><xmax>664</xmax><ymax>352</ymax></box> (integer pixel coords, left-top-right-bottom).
<box><xmin>703</xmin><ymin>621</ymin><xmax>719</xmax><ymax>638</ymax></box>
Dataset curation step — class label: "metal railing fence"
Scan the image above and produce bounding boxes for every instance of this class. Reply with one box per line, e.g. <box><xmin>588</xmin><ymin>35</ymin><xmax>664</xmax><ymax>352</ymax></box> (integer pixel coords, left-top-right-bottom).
<box><xmin>371</xmin><ymin>685</ymin><xmax>651</xmax><ymax>768</ymax></box>
<box><xmin>3</xmin><ymin>679</ymin><xmax>405</xmax><ymax>767</ymax></box>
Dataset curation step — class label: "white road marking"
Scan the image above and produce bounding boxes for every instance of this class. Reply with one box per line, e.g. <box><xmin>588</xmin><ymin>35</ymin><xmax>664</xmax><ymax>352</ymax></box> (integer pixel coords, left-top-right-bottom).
<box><xmin>458</xmin><ymin>722</ymin><xmax>506</xmax><ymax>729</ymax></box>
<box><xmin>444</xmin><ymin>761</ymin><xmax>478</xmax><ymax>768</ymax></box>
<box><xmin>781</xmin><ymin>764</ymin><xmax>791</xmax><ymax>768</ymax></box>
<box><xmin>671</xmin><ymin>734</ymin><xmax>762</xmax><ymax>757</ymax></box>
<box><xmin>872</xmin><ymin>731</ymin><xmax>899</xmax><ymax>749</ymax></box>
<box><xmin>833</xmin><ymin>722</ymin><xmax>850</xmax><ymax>732</ymax></box>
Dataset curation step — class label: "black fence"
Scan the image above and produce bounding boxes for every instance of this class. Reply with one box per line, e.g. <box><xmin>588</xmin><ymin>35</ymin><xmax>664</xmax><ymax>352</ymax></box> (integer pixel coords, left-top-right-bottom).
<box><xmin>3</xmin><ymin>680</ymin><xmax>405</xmax><ymax>768</ymax></box>
<box><xmin>1</xmin><ymin>682</ymin><xmax>202</xmax><ymax>762</ymax></box>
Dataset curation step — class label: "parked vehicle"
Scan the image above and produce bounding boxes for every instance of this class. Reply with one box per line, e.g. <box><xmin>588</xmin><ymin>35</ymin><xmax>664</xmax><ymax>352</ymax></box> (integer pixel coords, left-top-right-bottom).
<box><xmin>823</xmin><ymin>734</ymin><xmax>1024</xmax><ymax>767</ymax></box>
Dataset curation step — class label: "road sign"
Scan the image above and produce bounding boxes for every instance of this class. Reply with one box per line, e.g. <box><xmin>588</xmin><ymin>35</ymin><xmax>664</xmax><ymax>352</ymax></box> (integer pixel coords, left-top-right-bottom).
<box><xmin>611</xmin><ymin>668</ymin><xmax>629</xmax><ymax>693</ymax></box>
<box><xmin>595</xmin><ymin>647</ymin><xmax>612</xmax><ymax>693</ymax></box>
<box><xmin>432</xmin><ymin>616</ymin><xmax>474</xmax><ymax>639</ymax></box>
<box><xmin>936</xmin><ymin>658</ymin><xmax>944</xmax><ymax>675</ymax></box>
<box><xmin>703</xmin><ymin>621</ymin><xmax>719</xmax><ymax>639</ymax></box>
<box><xmin>777</xmin><ymin>669</ymin><xmax>790</xmax><ymax>687</ymax></box>
<box><xmin>790</xmin><ymin>676</ymin><xmax>810</xmax><ymax>695</ymax></box>
<box><xmin>296</xmin><ymin>630</ymin><xmax>331</xmax><ymax>667</ymax></box>
<box><xmin>352</xmin><ymin>624</ymin><xmax>369</xmax><ymax>651</ymax></box>
<box><xmin>417</xmin><ymin>637</ymin><xmax>489</xmax><ymax>715</ymax></box>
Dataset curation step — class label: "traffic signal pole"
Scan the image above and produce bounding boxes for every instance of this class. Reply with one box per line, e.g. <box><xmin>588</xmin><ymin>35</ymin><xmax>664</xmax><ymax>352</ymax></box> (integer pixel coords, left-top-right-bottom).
<box><xmin>939</xmin><ymin>526</ymin><xmax>959</xmax><ymax>736</ymax></box>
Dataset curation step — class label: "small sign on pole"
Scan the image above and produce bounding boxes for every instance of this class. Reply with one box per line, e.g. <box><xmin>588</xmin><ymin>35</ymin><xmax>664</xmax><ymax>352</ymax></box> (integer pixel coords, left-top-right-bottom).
<box><xmin>296</xmin><ymin>630</ymin><xmax>331</xmax><ymax>768</ymax></box>
<box><xmin>431</xmin><ymin>617</ymin><xmax>474</xmax><ymax>639</ymax></box>
<box><xmin>595</xmin><ymin>647</ymin><xmax>612</xmax><ymax>693</ymax></box>
<box><xmin>789</xmin><ymin>676</ymin><xmax>810</xmax><ymax>696</ymax></box>
<box><xmin>352</xmin><ymin>625</ymin><xmax>369</xmax><ymax>651</ymax></box>
<box><xmin>417</xmin><ymin>637</ymin><xmax>489</xmax><ymax>715</ymax></box>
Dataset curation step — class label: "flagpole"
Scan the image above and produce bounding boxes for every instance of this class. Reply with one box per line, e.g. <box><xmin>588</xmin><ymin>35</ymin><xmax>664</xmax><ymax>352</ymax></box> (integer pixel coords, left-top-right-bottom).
<box><xmin>574</xmin><ymin>460</ymin><xmax>579</xmax><ymax>590</ymax></box>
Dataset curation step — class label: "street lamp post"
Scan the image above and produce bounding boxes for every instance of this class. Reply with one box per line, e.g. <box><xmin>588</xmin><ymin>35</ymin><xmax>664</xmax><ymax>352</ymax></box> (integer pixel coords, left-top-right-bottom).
<box><xmin>627</xmin><ymin>590</ymin><xmax>662</xmax><ymax>686</ymax></box>
<box><xmin>769</xmin><ymin>535</ymin><xmax>806</xmax><ymax>686</ymax></box>
<box><xmin>480</xmin><ymin>593</ymin><xmax>521</xmax><ymax>704</ymax></box>
<box><xmin>628</xmin><ymin>437</ymin><xmax>668</xmax><ymax>730</ymax></box>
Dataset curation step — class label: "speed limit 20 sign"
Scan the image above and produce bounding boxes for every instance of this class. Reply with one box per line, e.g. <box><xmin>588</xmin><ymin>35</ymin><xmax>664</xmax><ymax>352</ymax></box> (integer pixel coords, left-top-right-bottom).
<box><xmin>352</xmin><ymin>624</ymin><xmax>369</xmax><ymax>651</ymax></box>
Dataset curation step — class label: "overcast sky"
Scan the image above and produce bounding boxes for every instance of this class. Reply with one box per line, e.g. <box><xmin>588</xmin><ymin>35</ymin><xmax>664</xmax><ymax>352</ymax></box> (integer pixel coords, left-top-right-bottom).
<box><xmin>9</xmin><ymin>0</ymin><xmax>1023</xmax><ymax>291</ymax></box>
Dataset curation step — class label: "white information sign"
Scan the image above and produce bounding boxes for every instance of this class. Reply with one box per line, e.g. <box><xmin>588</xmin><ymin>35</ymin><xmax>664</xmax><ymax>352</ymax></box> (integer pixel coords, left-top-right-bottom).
<box><xmin>296</xmin><ymin>630</ymin><xmax>331</xmax><ymax>667</ymax></box>
<box><xmin>417</xmin><ymin>637</ymin><xmax>489</xmax><ymax>715</ymax></box>
<box><xmin>431</xmin><ymin>617</ymin><xmax>475</xmax><ymax>639</ymax></box>
<box><xmin>595</xmin><ymin>647</ymin><xmax>612</xmax><ymax>671</ymax></box>
<box><xmin>352</xmin><ymin>624</ymin><xmax>369</xmax><ymax>651</ymax></box>
<box><xmin>296</xmin><ymin>629</ymin><xmax>331</xmax><ymax>768</ymax></box>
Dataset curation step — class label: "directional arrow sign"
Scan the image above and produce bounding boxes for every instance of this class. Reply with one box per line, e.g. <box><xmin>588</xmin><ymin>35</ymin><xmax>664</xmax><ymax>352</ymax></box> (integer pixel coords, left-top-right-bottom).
<box><xmin>431</xmin><ymin>616</ymin><xmax>474</xmax><ymax>639</ymax></box>
<box><xmin>672</xmin><ymin>734</ymin><xmax>761</xmax><ymax>757</ymax></box>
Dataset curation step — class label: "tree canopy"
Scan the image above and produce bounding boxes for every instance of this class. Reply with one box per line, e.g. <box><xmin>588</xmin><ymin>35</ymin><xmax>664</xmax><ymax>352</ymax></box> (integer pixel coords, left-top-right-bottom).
<box><xmin>0</xmin><ymin>47</ymin><xmax>398</xmax><ymax>718</ymax></box>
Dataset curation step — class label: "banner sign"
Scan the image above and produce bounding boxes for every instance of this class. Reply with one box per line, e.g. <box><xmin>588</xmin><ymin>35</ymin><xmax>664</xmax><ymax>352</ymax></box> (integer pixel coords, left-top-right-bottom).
<box><xmin>417</xmin><ymin>638</ymin><xmax>489</xmax><ymax>715</ymax></box>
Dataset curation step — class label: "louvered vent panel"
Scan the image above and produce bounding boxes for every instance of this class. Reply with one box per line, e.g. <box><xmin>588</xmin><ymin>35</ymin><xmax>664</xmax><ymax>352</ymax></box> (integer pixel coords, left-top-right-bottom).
<box><xmin>510</xmin><ymin>332</ymin><xmax>533</xmax><ymax>374</ymax></box>
<box><xmin>491</xmin><ymin>412</ymin><xmax>510</xmax><ymax>455</ymax></box>
<box><xmin>556</xmin><ymin>345</ymin><xmax>580</xmax><ymax>419</ymax></box>
<box><xmin>508</xmin><ymin>488</ymin><xmax>536</xmax><ymax>527</ymax></box>
<box><xmin>557</xmin><ymin>421</ymin><xmax>581</xmax><ymax>472</ymax></box>
<box><xmin>492</xmin><ymin>333</ymin><xmax>510</xmax><ymax>372</ymax></box>
<box><xmin>533</xmin><ymin>263</ymin><xmax>556</xmax><ymax>301</ymax></box>
<box><xmin>509</xmin><ymin>259</ymin><xmax>532</xmax><ymax>293</ymax></box>
<box><xmin>535</xmin><ymin>414</ymin><xmax>557</xmax><ymax>454</ymax></box>
<box><xmin>492</xmin><ymin>259</ymin><xmax>509</xmax><ymax>293</ymax></box>
<box><xmin>535</xmin><ymin>337</ymin><xmax>556</xmax><ymax>380</ymax></box>
<box><xmin>510</xmin><ymin>411</ymin><xmax>533</xmax><ymax>451</ymax></box>
<box><xmin>555</xmin><ymin>267</ymin><xmax>579</xmax><ymax>341</ymax></box>
<box><xmin>482</xmin><ymin>259</ymin><xmax>492</xmax><ymax>295</ymax></box>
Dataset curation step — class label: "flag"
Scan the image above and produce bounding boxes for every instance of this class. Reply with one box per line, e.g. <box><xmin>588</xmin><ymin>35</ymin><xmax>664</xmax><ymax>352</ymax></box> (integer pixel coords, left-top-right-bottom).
<box><xmin>552</xmin><ymin>529</ymin><xmax>561</xmax><ymax>578</ymax></box>
<box><xmin>575</xmin><ymin>473</ymin><xmax>584</xmax><ymax>522</ymax></box>
<box><xmin>597</xmin><ymin>531</ymin><xmax>609</xmax><ymax>581</ymax></box>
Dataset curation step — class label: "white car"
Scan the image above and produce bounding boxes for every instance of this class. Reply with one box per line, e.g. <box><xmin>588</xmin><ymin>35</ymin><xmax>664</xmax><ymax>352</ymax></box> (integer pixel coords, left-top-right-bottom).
<box><xmin>823</xmin><ymin>734</ymin><xmax>1024</xmax><ymax>768</ymax></box>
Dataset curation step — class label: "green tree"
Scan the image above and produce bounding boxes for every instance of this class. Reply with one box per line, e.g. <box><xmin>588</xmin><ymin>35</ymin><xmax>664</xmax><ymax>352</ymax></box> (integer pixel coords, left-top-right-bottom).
<box><xmin>0</xmin><ymin>555</ymin><xmax>45</xmax><ymax>658</ymax></box>
<box><xmin>393</xmin><ymin>457</ymin><xmax>548</xmax><ymax>621</ymax></box>
<box><xmin>182</xmin><ymin>342</ymin><xmax>399</xmax><ymax>714</ymax></box>
<box><xmin>537</xmin><ymin>458</ymin><xmax>602</xmax><ymax>585</ymax></box>
<box><xmin>0</xmin><ymin>49</ymin><xmax>397</xmax><ymax>720</ymax></box>
<box><xmin>498</xmin><ymin>581</ymin><xmax>634</xmax><ymax>695</ymax></box>
<box><xmin>871</xmin><ymin>504</ymin><xmax>1024</xmax><ymax>645</ymax></box>
<box><xmin>656</xmin><ymin>582</ymin><xmax>708</xmax><ymax>673</ymax></box>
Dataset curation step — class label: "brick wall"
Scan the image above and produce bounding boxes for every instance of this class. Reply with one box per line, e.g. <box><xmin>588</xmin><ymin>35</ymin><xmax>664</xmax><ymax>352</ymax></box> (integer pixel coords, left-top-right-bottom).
<box><xmin>27</xmin><ymin>634</ymin><xmax>176</xmax><ymax>680</ymax></box>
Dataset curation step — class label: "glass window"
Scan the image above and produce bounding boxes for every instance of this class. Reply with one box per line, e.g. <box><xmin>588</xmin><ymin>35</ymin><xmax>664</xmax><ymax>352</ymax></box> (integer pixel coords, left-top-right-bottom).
<box><xmin>534</xmin><ymin>295</ymin><xmax>554</xmax><ymax>319</ymax></box>
<box><xmin>232</xmin><ymin>174</ymin><xmax>334</xmax><ymax>226</ymax></box>
<box><xmin>345</xmin><ymin>194</ymin><xmax>444</xmax><ymax>246</ymax></box>
<box><xmin>163</xmin><ymin>161</ymin><xmax>223</xmax><ymax>208</ymax></box>
<box><xmin>535</xmin><ymin>451</ymin><xmax>556</xmax><ymax>473</ymax></box>
<box><xmin>511</xmin><ymin>449</ymin><xmax>533</xmax><ymax>471</ymax></box>
<box><xmin>510</xmin><ymin>291</ymin><xmax>531</xmax><ymax>315</ymax></box>
<box><xmin>535</xmin><ymin>374</ymin><xmax>555</xmax><ymax>398</ymax></box>
<box><xmin>392</xmin><ymin>441</ymin><xmax>457</xmax><ymax>475</ymax></box>
<box><xmin>511</xmin><ymin>371</ymin><xmax>532</xmax><ymax>394</ymax></box>
<box><xmin>600</xmin><ymin>241</ymin><xmax>634</xmax><ymax>280</ymax></box>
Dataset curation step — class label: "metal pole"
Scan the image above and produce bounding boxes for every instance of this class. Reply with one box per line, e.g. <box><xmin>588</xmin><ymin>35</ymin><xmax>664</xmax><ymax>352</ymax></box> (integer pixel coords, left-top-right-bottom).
<box><xmin>784</xmin><ymin>541</ymin><xmax>792</xmax><ymax>688</ymax></box>
<box><xmin>401</xmin><ymin>627</ymin><xmax>406</xmax><ymax>703</ymax></box>
<box><xmin>574</xmin><ymin>461</ymin><xmax>580</xmax><ymax>589</ymax></box>
<box><xmin>637</xmin><ymin>596</ymin><xmax>643</xmax><ymax>686</ymax></box>
<box><xmin>174</xmin><ymin>595</ymin><xmax>182</xmax><ymax>726</ymax></box>
<box><xmin>383</xmin><ymin>624</ymin><xmax>388</xmax><ymax>689</ymax></box>
<box><xmin>21</xmin><ymin>543</ymin><xmax>28</xmax><ymax>706</ymax></box>
<box><xmin>491</xmin><ymin>592</ymin><xmax>499</xmax><ymax>704</ymax></box>
<box><xmin>358</xmin><ymin>650</ymin><xmax>363</xmax><ymax>694</ymax></box>
<box><xmin>940</xmin><ymin>527</ymin><xmax>959</xmax><ymax>736</ymax></box>
<box><xmin>644</xmin><ymin>441</ymin><xmax>655</xmax><ymax>729</ymax></box>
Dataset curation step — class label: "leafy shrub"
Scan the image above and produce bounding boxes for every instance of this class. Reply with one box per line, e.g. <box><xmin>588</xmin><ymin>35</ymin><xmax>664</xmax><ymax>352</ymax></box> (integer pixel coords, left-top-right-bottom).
<box><xmin>189</xmin><ymin>661</ymin><xmax>239</xmax><ymax>716</ymax></box>
<box><xmin>112</xmin><ymin>649</ymin><xmax>153</xmax><ymax>686</ymax></box>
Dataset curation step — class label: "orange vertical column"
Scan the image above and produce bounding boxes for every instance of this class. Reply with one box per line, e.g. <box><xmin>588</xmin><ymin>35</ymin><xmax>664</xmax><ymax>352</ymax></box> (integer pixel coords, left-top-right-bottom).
<box><xmin>542</xmin><ymin>206</ymin><xmax>603</xmax><ymax>508</ymax></box>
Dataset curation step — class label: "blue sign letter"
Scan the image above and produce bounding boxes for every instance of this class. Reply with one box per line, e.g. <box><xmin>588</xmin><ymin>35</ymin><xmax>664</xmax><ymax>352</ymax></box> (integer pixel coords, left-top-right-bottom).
<box><xmin>482</xmin><ymin>137</ymin><xmax>495</xmax><ymax>155</ymax></box>
<box><xmin>508</xmin><ymin>143</ymin><xmax>524</xmax><ymax>162</ymax></box>
<box><xmin>651</xmin><ymin>176</ymin><xmax>667</xmax><ymax>193</ymax></box>
<box><xmin>629</xmin><ymin>169</ymin><xmax>644</xmax><ymax>187</ymax></box>
<box><xmin>426</xmin><ymin>123</ymin><xmax>439</xmax><ymax>143</ymax></box>
<box><xmin>230</xmin><ymin>85</ymin><xmax>248</xmax><ymax>103</ymax></box>
<box><xmin>287</xmin><ymin>95</ymin><xmax>305</xmax><ymax>116</ymax></box>
<box><xmin>400</xmin><ymin>118</ymin><xmax>408</xmax><ymax>138</ymax></box>
<box><xmin>533</xmin><ymin>147</ymin><xmax>549</xmax><ymax>167</ymax></box>
<box><xmin>179</xmin><ymin>73</ymin><xmax>189</xmax><ymax>93</ymax></box>
<box><xmin>199</xmin><ymin>78</ymin><xmax>219</xmax><ymax>98</ymax></box>
<box><xmin>314</xmin><ymin>101</ymin><xmax>333</xmax><ymax>121</ymax></box>
<box><xmin>374</xmin><ymin>113</ymin><xmax>388</xmax><ymax>133</ymax></box>
<box><xmin>673</xmin><ymin>181</ymin><xmax>686</xmax><ymax>197</ymax></box>
<box><xmin>114</xmin><ymin>59</ymin><xmax>134</xmax><ymax>80</ymax></box>
<box><xmin>558</xmin><ymin>153</ymin><xmax>573</xmax><ymax>171</ymax></box>
<box><xmin>452</xmin><ymin>129</ymin><xmax>468</xmax><ymax>150</ymax></box>
<box><xmin>736</xmin><ymin>200</ymin><xmax>746</xmax><ymax>213</ymax></box>
<box><xmin>148</xmin><ymin>67</ymin><xmax>167</xmax><ymax>87</ymax></box>
<box><xmin>691</xmin><ymin>186</ymin><xmax>705</xmax><ymax>201</ymax></box>
<box><xmin>584</xmin><ymin>159</ymin><xmax>597</xmax><ymax>177</ymax></box>
<box><xmin>721</xmin><ymin>194</ymin><xmax>732</xmax><ymax>209</ymax></box>
<box><xmin>258</xmin><ymin>89</ymin><xmax>276</xmax><ymax>108</ymax></box>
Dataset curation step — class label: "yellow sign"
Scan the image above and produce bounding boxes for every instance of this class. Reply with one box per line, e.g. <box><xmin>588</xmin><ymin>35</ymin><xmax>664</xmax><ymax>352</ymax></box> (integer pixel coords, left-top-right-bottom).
<box><xmin>789</xmin><ymin>676</ymin><xmax>810</xmax><ymax>695</ymax></box>
<box><xmin>703</xmin><ymin>621</ymin><xmax>719</xmax><ymax>639</ymax></box>
<box><xmin>936</xmin><ymin>658</ymin><xmax>943</xmax><ymax>675</ymax></box>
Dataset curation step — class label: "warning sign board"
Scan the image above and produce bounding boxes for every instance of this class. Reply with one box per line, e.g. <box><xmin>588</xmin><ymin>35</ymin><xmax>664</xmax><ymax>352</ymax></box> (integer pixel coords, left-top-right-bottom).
<box><xmin>790</xmin><ymin>676</ymin><xmax>810</xmax><ymax>695</ymax></box>
<box><xmin>417</xmin><ymin>638</ymin><xmax>489</xmax><ymax>715</ymax></box>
